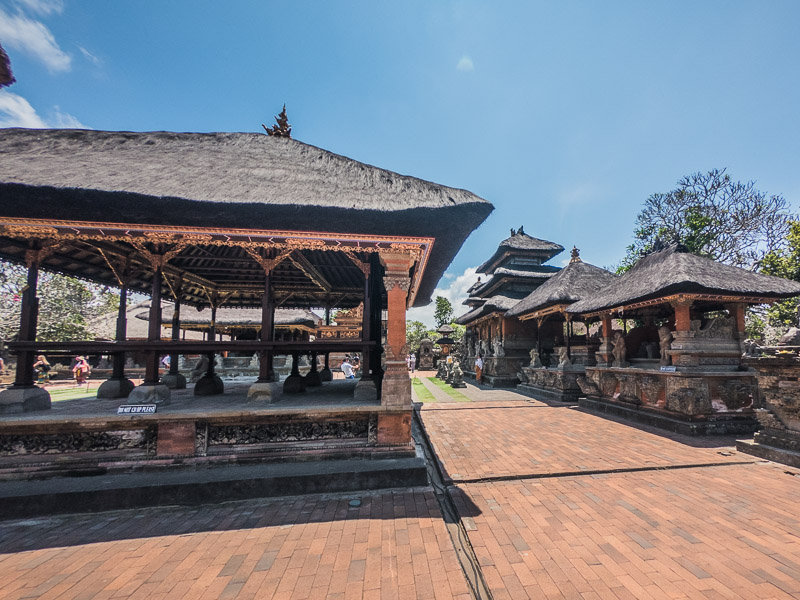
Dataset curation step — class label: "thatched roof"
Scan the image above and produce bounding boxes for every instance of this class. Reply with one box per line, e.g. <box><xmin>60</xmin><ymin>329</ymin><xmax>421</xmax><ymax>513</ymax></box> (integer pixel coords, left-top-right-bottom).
<box><xmin>136</xmin><ymin>306</ymin><xmax>320</xmax><ymax>329</ymax></box>
<box><xmin>89</xmin><ymin>300</ymin><xmax>202</xmax><ymax>341</ymax></box>
<box><xmin>506</xmin><ymin>260</ymin><xmax>616</xmax><ymax>317</ymax></box>
<box><xmin>477</xmin><ymin>231</ymin><xmax>563</xmax><ymax>273</ymax></box>
<box><xmin>471</xmin><ymin>267</ymin><xmax>559</xmax><ymax>298</ymax></box>
<box><xmin>0</xmin><ymin>129</ymin><xmax>493</xmax><ymax>307</ymax></box>
<box><xmin>0</xmin><ymin>43</ymin><xmax>14</xmax><ymax>88</ymax></box>
<box><xmin>568</xmin><ymin>245</ymin><xmax>800</xmax><ymax>315</ymax></box>
<box><xmin>455</xmin><ymin>294</ymin><xmax>520</xmax><ymax>325</ymax></box>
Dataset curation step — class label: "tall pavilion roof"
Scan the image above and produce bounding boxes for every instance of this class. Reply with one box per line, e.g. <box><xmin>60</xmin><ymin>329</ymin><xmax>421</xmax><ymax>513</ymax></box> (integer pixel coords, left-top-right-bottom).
<box><xmin>506</xmin><ymin>257</ymin><xmax>616</xmax><ymax>318</ymax></box>
<box><xmin>455</xmin><ymin>294</ymin><xmax>520</xmax><ymax>325</ymax></box>
<box><xmin>477</xmin><ymin>228</ymin><xmax>564</xmax><ymax>274</ymax></box>
<box><xmin>568</xmin><ymin>244</ymin><xmax>800</xmax><ymax>315</ymax></box>
<box><xmin>0</xmin><ymin>129</ymin><xmax>493</xmax><ymax>307</ymax></box>
<box><xmin>0</xmin><ymin>43</ymin><xmax>14</xmax><ymax>88</ymax></box>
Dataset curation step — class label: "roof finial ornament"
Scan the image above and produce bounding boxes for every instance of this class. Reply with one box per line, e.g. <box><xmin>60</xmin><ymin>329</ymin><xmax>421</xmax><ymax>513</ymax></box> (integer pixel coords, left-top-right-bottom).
<box><xmin>518</xmin><ymin>225</ymin><xmax>524</xmax><ymax>235</ymax></box>
<box><xmin>510</xmin><ymin>228</ymin><xmax>515</xmax><ymax>237</ymax></box>
<box><xmin>262</xmin><ymin>104</ymin><xmax>292</xmax><ymax>138</ymax></box>
<box><xmin>570</xmin><ymin>245</ymin><xmax>582</xmax><ymax>263</ymax></box>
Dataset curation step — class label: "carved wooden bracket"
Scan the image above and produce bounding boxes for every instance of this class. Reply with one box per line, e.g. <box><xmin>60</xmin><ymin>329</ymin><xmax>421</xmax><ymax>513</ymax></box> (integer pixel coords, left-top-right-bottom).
<box><xmin>24</xmin><ymin>239</ymin><xmax>63</xmax><ymax>268</ymax></box>
<box><xmin>343</xmin><ymin>251</ymin><xmax>371</xmax><ymax>278</ymax></box>
<box><xmin>242</xmin><ymin>246</ymin><xmax>292</xmax><ymax>275</ymax></box>
<box><xmin>129</xmin><ymin>239</ymin><xmax>189</xmax><ymax>270</ymax></box>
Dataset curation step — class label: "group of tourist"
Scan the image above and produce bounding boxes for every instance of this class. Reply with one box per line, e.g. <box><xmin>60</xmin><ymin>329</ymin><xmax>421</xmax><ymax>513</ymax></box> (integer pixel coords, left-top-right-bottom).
<box><xmin>32</xmin><ymin>355</ymin><xmax>92</xmax><ymax>388</ymax></box>
<box><xmin>405</xmin><ymin>353</ymin><xmax>416</xmax><ymax>373</ymax></box>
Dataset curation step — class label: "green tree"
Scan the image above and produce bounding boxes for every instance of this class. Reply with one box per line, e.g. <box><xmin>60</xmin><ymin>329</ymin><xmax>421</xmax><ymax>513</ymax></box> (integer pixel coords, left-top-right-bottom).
<box><xmin>406</xmin><ymin>320</ymin><xmax>433</xmax><ymax>352</ymax></box>
<box><xmin>0</xmin><ymin>262</ymin><xmax>120</xmax><ymax>344</ymax></box>
<box><xmin>433</xmin><ymin>296</ymin><xmax>454</xmax><ymax>328</ymax></box>
<box><xmin>619</xmin><ymin>169</ymin><xmax>791</xmax><ymax>272</ymax></box>
<box><xmin>760</xmin><ymin>220</ymin><xmax>800</xmax><ymax>327</ymax></box>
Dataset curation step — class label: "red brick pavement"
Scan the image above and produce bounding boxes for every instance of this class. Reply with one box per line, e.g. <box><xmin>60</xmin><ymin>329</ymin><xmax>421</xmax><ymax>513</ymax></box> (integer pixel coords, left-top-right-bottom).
<box><xmin>453</xmin><ymin>463</ymin><xmax>800</xmax><ymax>599</ymax></box>
<box><xmin>419</xmin><ymin>401</ymin><xmax>749</xmax><ymax>482</ymax></box>
<box><xmin>0</xmin><ymin>490</ymin><xmax>470</xmax><ymax>600</ymax></box>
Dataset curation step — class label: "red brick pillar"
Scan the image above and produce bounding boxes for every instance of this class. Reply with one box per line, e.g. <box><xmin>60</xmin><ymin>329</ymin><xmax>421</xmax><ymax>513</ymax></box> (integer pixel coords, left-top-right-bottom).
<box><xmin>596</xmin><ymin>313</ymin><xmax>614</xmax><ymax>367</ymax></box>
<box><xmin>672</xmin><ymin>300</ymin><xmax>693</xmax><ymax>333</ymax></box>
<box><xmin>378</xmin><ymin>253</ymin><xmax>413</xmax><ymax>446</ymax></box>
<box><xmin>725</xmin><ymin>303</ymin><xmax>747</xmax><ymax>341</ymax></box>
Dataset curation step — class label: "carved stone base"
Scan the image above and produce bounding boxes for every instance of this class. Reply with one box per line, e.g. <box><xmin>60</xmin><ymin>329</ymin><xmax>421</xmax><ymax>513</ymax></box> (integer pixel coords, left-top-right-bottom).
<box><xmin>128</xmin><ymin>383</ymin><xmax>171</xmax><ymax>405</ymax></box>
<box><xmin>737</xmin><ymin>428</ymin><xmax>800</xmax><ymax>468</ymax></box>
<box><xmin>96</xmin><ymin>377</ymin><xmax>135</xmax><ymax>399</ymax></box>
<box><xmin>381</xmin><ymin>373</ymin><xmax>411</xmax><ymax>407</ymax></box>
<box><xmin>0</xmin><ymin>386</ymin><xmax>51</xmax><ymax>414</ymax></box>
<box><xmin>450</xmin><ymin>380</ymin><xmax>467</xmax><ymax>389</ymax></box>
<box><xmin>320</xmin><ymin>367</ymin><xmax>333</xmax><ymax>382</ymax></box>
<box><xmin>579</xmin><ymin>396</ymin><xmax>758</xmax><ymax>436</ymax></box>
<box><xmin>246</xmin><ymin>382</ymin><xmax>274</xmax><ymax>403</ymax></box>
<box><xmin>282</xmin><ymin>374</ymin><xmax>306</xmax><ymax>394</ymax></box>
<box><xmin>194</xmin><ymin>375</ymin><xmax>224</xmax><ymax>396</ymax></box>
<box><xmin>304</xmin><ymin>371</ymin><xmax>322</xmax><ymax>387</ymax></box>
<box><xmin>354</xmin><ymin>378</ymin><xmax>378</xmax><ymax>402</ymax></box>
<box><xmin>516</xmin><ymin>383</ymin><xmax>579</xmax><ymax>404</ymax></box>
<box><xmin>161</xmin><ymin>373</ymin><xmax>187</xmax><ymax>390</ymax></box>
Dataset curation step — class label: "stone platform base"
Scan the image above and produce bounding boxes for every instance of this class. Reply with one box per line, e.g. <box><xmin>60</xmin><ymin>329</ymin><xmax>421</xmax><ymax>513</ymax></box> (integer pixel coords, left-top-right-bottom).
<box><xmin>0</xmin><ymin>452</ymin><xmax>428</xmax><ymax>519</ymax></box>
<box><xmin>736</xmin><ymin>428</ymin><xmax>800</xmax><ymax>468</ymax></box>
<box><xmin>579</xmin><ymin>396</ymin><xmax>759</xmax><ymax>436</ymax></box>
<box><xmin>96</xmin><ymin>377</ymin><xmax>135</xmax><ymax>399</ymax></box>
<box><xmin>464</xmin><ymin>371</ymin><xmax>519</xmax><ymax>388</ymax></box>
<box><xmin>0</xmin><ymin>386</ymin><xmax>51</xmax><ymax>414</ymax></box>
<box><xmin>516</xmin><ymin>383</ymin><xmax>579</xmax><ymax>404</ymax></box>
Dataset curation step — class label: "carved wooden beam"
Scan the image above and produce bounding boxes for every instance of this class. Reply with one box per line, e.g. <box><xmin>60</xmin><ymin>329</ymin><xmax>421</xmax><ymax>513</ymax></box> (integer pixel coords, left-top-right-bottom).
<box><xmin>288</xmin><ymin>250</ymin><xmax>332</xmax><ymax>292</ymax></box>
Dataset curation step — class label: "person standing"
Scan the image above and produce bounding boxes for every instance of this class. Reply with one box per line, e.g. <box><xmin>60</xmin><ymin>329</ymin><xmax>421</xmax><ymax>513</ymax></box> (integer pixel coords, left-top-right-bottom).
<box><xmin>409</xmin><ymin>353</ymin><xmax>416</xmax><ymax>373</ymax></box>
<box><xmin>73</xmin><ymin>355</ymin><xmax>91</xmax><ymax>387</ymax></box>
<box><xmin>341</xmin><ymin>357</ymin><xmax>355</xmax><ymax>379</ymax></box>
<box><xmin>474</xmin><ymin>354</ymin><xmax>483</xmax><ymax>384</ymax></box>
<box><xmin>33</xmin><ymin>355</ymin><xmax>51</xmax><ymax>386</ymax></box>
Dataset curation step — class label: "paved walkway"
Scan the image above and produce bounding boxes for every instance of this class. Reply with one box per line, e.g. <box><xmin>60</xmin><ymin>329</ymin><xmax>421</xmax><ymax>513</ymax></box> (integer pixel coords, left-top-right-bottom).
<box><xmin>2</xmin><ymin>377</ymin><xmax>800</xmax><ymax>599</ymax></box>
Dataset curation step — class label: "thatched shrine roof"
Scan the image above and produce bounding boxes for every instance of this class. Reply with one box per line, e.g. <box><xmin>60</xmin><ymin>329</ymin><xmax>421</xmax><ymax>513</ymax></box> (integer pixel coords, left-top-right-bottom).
<box><xmin>506</xmin><ymin>259</ymin><xmax>616</xmax><ymax>318</ymax></box>
<box><xmin>568</xmin><ymin>245</ymin><xmax>800</xmax><ymax>316</ymax></box>
<box><xmin>0</xmin><ymin>129</ymin><xmax>493</xmax><ymax>308</ymax></box>
<box><xmin>455</xmin><ymin>294</ymin><xmax>519</xmax><ymax>325</ymax></box>
<box><xmin>477</xmin><ymin>230</ymin><xmax>563</xmax><ymax>274</ymax></box>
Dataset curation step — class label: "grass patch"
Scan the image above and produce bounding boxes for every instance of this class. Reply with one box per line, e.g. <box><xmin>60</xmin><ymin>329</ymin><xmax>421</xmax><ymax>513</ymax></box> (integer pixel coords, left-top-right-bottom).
<box><xmin>47</xmin><ymin>387</ymin><xmax>97</xmax><ymax>402</ymax></box>
<box><xmin>426</xmin><ymin>377</ymin><xmax>471</xmax><ymax>402</ymax></box>
<box><xmin>412</xmin><ymin>378</ymin><xmax>436</xmax><ymax>403</ymax></box>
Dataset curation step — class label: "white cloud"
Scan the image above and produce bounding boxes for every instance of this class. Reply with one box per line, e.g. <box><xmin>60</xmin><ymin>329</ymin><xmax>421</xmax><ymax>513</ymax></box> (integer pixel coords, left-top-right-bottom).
<box><xmin>0</xmin><ymin>90</ymin><xmax>47</xmax><ymax>127</ymax></box>
<box><xmin>0</xmin><ymin>90</ymin><xmax>87</xmax><ymax>129</ymax></box>
<box><xmin>78</xmin><ymin>45</ymin><xmax>101</xmax><ymax>66</ymax></box>
<box><xmin>50</xmin><ymin>105</ymin><xmax>86</xmax><ymax>128</ymax></box>
<box><xmin>0</xmin><ymin>7</ymin><xmax>71</xmax><ymax>72</ymax></box>
<box><xmin>407</xmin><ymin>266</ymin><xmax>480</xmax><ymax>328</ymax></box>
<box><xmin>13</xmin><ymin>0</ymin><xmax>64</xmax><ymax>16</ymax></box>
<box><xmin>456</xmin><ymin>56</ymin><xmax>474</xmax><ymax>72</ymax></box>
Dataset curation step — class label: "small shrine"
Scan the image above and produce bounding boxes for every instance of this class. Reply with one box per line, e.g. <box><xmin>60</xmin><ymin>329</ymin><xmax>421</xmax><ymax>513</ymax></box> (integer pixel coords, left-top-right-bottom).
<box><xmin>456</xmin><ymin>227</ymin><xmax>563</xmax><ymax>386</ymax></box>
<box><xmin>567</xmin><ymin>244</ymin><xmax>800</xmax><ymax>434</ymax></box>
<box><xmin>506</xmin><ymin>247</ymin><xmax>616</xmax><ymax>402</ymax></box>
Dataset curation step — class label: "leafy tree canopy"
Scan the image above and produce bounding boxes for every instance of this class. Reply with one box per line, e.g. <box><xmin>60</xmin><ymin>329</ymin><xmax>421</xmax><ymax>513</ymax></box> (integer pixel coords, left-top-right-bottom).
<box><xmin>618</xmin><ymin>169</ymin><xmax>792</xmax><ymax>273</ymax></box>
<box><xmin>433</xmin><ymin>296</ymin><xmax>454</xmax><ymax>328</ymax></box>
<box><xmin>760</xmin><ymin>220</ymin><xmax>800</xmax><ymax>327</ymax></box>
<box><xmin>0</xmin><ymin>262</ymin><xmax>119</xmax><ymax>345</ymax></box>
<box><xmin>406</xmin><ymin>320</ymin><xmax>436</xmax><ymax>352</ymax></box>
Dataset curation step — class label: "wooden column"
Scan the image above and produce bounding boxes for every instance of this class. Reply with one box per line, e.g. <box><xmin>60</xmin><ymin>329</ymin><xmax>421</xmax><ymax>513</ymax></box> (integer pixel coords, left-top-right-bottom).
<box><xmin>565</xmin><ymin>315</ymin><xmax>572</xmax><ymax>358</ymax></box>
<box><xmin>369</xmin><ymin>253</ymin><xmax>384</xmax><ymax>381</ymax></box>
<box><xmin>725</xmin><ymin>303</ymin><xmax>747</xmax><ymax>341</ymax></box>
<box><xmin>258</xmin><ymin>272</ymin><xmax>274</xmax><ymax>382</ymax></box>
<box><xmin>361</xmin><ymin>263</ymin><xmax>372</xmax><ymax>379</ymax></box>
<box><xmin>111</xmin><ymin>284</ymin><xmax>128</xmax><ymax>380</ymax></box>
<box><xmin>13</xmin><ymin>248</ymin><xmax>42</xmax><ymax>388</ymax></box>
<box><xmin>144</xmin><ymin>267</ymin><xmax>162</xmax><ymax>385</ymax></box>
<box><xmin>169</xmin><ymin>295</ymin><xmax>181</xmax><ymax>375</ymax></box>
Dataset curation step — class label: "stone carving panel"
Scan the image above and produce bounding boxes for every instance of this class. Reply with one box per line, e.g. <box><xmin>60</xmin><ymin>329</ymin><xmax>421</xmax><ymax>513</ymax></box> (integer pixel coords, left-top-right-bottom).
<box><xmin>637</xmin><ymin>375</ymin><xmax>665</xmax><ymax>407</ymax></box>
<box><xmin>666</xmin><ymin>378</ymin><xmax>711</xmax><ymax>415</ymax></box>
<box><xmin>205</xmin><ymin>418</ymin><xmax>372</xmax><ymax>446</ymax></box>
<box><xmin>0</xmin><ymin>428</ymin><xmax>156</xmax><ymax>456</ymax></box>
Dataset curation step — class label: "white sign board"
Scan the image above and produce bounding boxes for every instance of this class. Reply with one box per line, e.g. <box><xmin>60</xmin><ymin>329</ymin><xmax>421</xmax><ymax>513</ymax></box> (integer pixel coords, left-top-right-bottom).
<box><xmin>117</xmin><ymin>404</ymin><xmax>157</xmax><ymax>415</ymax></box>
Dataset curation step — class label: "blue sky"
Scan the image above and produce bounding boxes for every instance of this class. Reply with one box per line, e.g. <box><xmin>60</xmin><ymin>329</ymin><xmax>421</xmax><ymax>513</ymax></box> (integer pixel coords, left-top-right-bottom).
<box><xmin>2</xmin><ymin>1</ymin><xmax>799</xmax><ymax>326</ymax></box>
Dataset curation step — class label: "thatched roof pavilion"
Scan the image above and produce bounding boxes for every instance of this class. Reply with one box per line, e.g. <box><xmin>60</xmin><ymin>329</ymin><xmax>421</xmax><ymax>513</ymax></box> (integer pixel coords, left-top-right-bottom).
<box><xmin>135</xmin><ymin>306</ymin><xmax>320</xmax><ymax>335</ymax></box>
<box><xmin>0</xmin><ymin>128</ymin><xmax>493</xmax><ymax>308</ymax></box>
<box><xmin>568</xmin><ymin>244</ymin><xmax>800</xmax><ymax>318</ymax></box>
<box><xmin>507</xmin><ymin>252</ymin><xmax>616</xmax><ymax>319</ymax></box>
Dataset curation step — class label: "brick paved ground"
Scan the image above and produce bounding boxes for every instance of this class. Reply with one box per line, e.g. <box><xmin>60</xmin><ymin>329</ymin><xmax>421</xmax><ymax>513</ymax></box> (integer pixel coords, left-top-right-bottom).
<box><xmin>0</xmin><ymin>490</ymin><xmax>470</xmax><ymax>600</ymax></box>
<box><xmin>3</xmin><ymin>377</ymin><xmax>800</xmax><ymax>599</ymax></box>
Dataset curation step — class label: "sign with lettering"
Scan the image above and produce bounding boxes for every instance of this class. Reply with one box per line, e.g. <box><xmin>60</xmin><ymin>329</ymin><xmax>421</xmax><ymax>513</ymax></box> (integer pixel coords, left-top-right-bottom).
<box><xmin>117</xmin><ymin>404</ymin><xmax>157</xmax><ymax>415</ymax></box>
<box><xmin>660</xmin><ymin>366</ymin><xmax>677</xmax><ymax>372</ymax></box>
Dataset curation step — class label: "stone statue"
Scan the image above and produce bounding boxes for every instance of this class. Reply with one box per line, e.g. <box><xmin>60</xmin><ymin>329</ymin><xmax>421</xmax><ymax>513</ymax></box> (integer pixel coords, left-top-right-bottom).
<box><xmin>557</xmin><ymin>347</ymin><xmax>572</xmax><ymax>368</ymax></box>
<box><xmin>492</xmin><ymin>336</ymin><xmax>506</xmax><ymax>357</ymax></box>
<box><xmin>742</xmin><ymin>339</ymin><xmax>761</xmax><ymax>357</ymax></box>
<box><xmin>529</xmin><ymin>348</ymin><xmax>543</xmax><ymax>368</ymax></box>
<box><xmin>612</xmin><ymin>331</ymin><xmax>628</xmax><ymax>368</ymax></box>
<box><xmin>480</xmin><ymin>339</ymin><xmax>489</xmax><ymax>358</ymax></box>
<box><xmin>658</xmin><ymin>326</ymin><xmax>673</xmax><ymax>366</ymax></box>
<box><xmin>451</xmin><ymin>361</ymin><xmax>466</xmax><ymax>388</ymax></box>
<box><xmin>190</xmin><ymin>354</ymin><xmax>210</xmax><ymax>382</ymax></box>
<box><xmin>778</xmin><ymin>327</ymin><xmax>800</xmax><ymax>347</ymax></box>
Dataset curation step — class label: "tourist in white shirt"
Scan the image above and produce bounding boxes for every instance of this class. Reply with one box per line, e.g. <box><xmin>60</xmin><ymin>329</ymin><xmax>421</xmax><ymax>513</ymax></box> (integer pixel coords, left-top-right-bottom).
<box><xmin>474</xmin><ymin>354</ymin><xmax>483</xmax><ymax>384</ymax></box>
<box><xmin>341</xmin><ymin>358</ymin><xmax>355</xmax><ymax>379</ymax></box>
